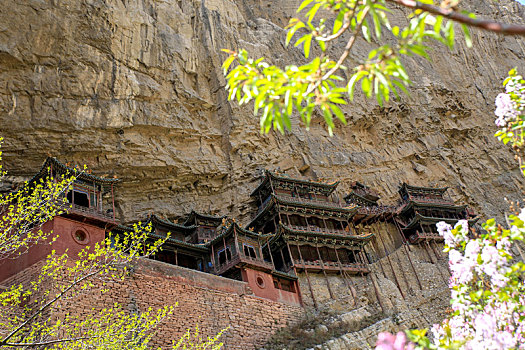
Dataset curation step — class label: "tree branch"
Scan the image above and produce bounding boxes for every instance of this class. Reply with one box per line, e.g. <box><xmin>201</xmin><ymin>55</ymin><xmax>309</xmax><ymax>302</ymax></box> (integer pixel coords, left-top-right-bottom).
<box><xmin>388</xmin><ymin>0</ymin><xmax>525</xmax><ymax>35</ymax></box>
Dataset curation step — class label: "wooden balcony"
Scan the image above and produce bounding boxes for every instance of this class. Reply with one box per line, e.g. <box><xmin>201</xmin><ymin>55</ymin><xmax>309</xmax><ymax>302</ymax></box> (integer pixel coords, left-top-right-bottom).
<box><xmin>214</xmin><ymin>253</ymin><xmax>274</xmax><ymax>275</ymax></box>
<box><xmin>408</xmin><ymin>230</ymin><xmax>444</xmax><ymax>244</ymax></box>
<box><xmin>277</xmin><ymin>194</ymin><xmax>344</xmax><ymax>209</ymax></box>
<box><xmin>62</xmin><ymin>203</ymin><xmax>116</xmax><ymax>223</ymax></box>
<box><xmin>287</xmin><ymin>224</ymin><xmax>354</xmax><ymax>236</ymax></box>
<box><xmin>293</xmin><ymin>260</ymin><xmax>369</xmax><ymax>274</ymax></box>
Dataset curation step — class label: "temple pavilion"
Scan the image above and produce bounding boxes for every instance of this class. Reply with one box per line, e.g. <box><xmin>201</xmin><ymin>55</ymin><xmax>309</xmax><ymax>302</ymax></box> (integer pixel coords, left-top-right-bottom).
<box><xmin>395</xmin><ymin>183</ymin><xmax>478</xmax><ymax>244</ymax></box>
<box><xmin>246</xmin><ymin>171</ymin><xmax>373</xmax><ymax>302</ymax></box>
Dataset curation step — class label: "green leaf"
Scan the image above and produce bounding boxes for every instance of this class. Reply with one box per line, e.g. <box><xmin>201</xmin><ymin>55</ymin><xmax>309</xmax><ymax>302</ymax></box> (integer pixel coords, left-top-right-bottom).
<box><xmin>461</xmin><ymin>23</ymin><xmax>472</xmax><ymax>48</ymax></box>
<box><xmin>286</xmin><ymin>21</ymin><xmax>305</xmax><ymax>46</ymax></box>
<box><xmin>222</xmin><ymin>55</ymin><xmax>235</xmax><ymax>74</ymax></box>
<box><xmin>348</xmin><ymin>71</ymin><xmax>368</xmax><ymax>100</ymax></box>
<box><xmin>303</xmin><ymin>34</ymin><xmax>313</xmax><ymax>58</ymax></box>
<box><xmin>330</xmin><ymin>104</ymin><xmax>347</xmax><ymax>125</ymax></box>
<box><xmin>362</xmin><ymin>77</ymin><xmax>372</xmax><ymax>98</ymax></box>
<box><xmin>392</xmin><ymin>25</ymin><xmax>399</xmax><ymax>37</ymax></box>
<box><xmin>362</xmin><ymin>19</ymin><xmax>372</xmax><ymax>43</ymax></box>
<box><xmin>333</xmin><ymin>10</ymin><xmax>345</xmax><ymax>35</ymax></box>
<box><xmin>297</xmin><ymin>0</ymin><xmax>314</xmax><ymax>13</ymax></box>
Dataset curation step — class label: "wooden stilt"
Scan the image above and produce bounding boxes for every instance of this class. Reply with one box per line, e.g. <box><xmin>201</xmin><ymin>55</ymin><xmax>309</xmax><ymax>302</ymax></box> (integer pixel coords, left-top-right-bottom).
<box><xmin>316</xmin><ymin>243</ymin><xmax>334</xmax><ymax>299</ymax></box>
<box><xmin>394</xmin><ymin>219</ymin><xmax>422</xmax><ymax>290</ymax></box>
<box><xmin>296</xmin><ymin>242</ymin><xmax>318</xmax><ymax>309</ymax></box>
<box><xmin>334</xmin><ymin>246</ymin><xmax>356</xmax><ymax>304</ymax></box>
<box><xmin>425</xmin><ymin>240</ymin><xmax>448</xmax><ymax>284</ymax></box>
<box><xmin>360</xmin><ymin>250</ymin><xmax>384</xmax><ymax>313</ymax></box>
<box><xmin>376</xmin><ymin>223</ymin><xmax>405</xmax><ymax>299</ymax></box>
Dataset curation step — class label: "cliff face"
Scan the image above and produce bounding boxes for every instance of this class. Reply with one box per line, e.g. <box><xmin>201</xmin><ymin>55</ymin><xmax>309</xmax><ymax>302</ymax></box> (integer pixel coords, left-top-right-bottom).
<box><xmin>1</xmin><ymin>0</ymin><xmax>524</xmax><ymax>224</ymax></box>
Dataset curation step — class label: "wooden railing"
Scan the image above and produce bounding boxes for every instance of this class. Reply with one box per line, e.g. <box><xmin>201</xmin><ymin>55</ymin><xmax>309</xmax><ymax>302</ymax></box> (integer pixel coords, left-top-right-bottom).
<box><xmin>288</xmin><ymin>224</ymin><xmax>353</xmax><ymax>236</ymax></box>
<box><xmin>64</xmin><ymin>203</ymin><xmax>115</xmax><ymax>221</ymax></box>
<box><xmin>407</xmin><ymin>195</ymin><xmax>454</xmax><ymax>205</ymax></box>
<box><xmin>293</xmin><ymin>260</ymin><xmax>369</xmax><ymax>273</ymax></box>
<box><xmin>409</xmin><ymin>230</ymin><xmax>444</xmax><ymax>244</ymax></box>
<box><xmin>276</xmin><ymin>194</ymin><xmax>343</xmax><ymax>209</ymax></box>
<box><xmin>214</xmin><ymin>252</ymin><xmax>274</xmax><ymax>275</ymax></box>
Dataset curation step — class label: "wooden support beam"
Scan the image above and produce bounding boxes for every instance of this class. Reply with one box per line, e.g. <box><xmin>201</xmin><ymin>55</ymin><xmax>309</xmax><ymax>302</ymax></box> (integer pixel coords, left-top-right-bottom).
<box><xmin>296</xmin><ymin>242</ymin><xmax>318</xmax><ymax>309</ymax></box>
<box><xmin>316</xmin><ymin>244</ymin><xmax>334</xmax><ymax>299</ymax></box>
<box><xmin>376</xmin><ymin>223</ymin><xmax>405</xmax><ymax>299</ymax></box>
<box><xmin>334</xmin><ymin>246</ymin><xmax>355</xmax><ymax>304</ymax></box>
<box><xmin>359</xmin><ymin>250</ymin><xmax>384</xmax><ymax>313</ymax></box>
<box><xmin>394</xmin><ymin>220</ymin><xmax>422</xmax><ymax>290</ymax></box>
<box><xmin>426</xmin><ymin>240</ymin><xmax>448</xmax><ymax>284</ymax></box>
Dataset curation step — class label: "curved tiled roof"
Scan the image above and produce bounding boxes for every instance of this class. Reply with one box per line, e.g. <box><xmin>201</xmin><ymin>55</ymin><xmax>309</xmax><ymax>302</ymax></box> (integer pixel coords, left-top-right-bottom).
<box><xmin>404</xmin><ymin>213</ymin><xmax>480</xmax><ymax>229</ymax></box>
<box><xmin>30</xmin><ymin>157</ymin><xmax>119</xmax><ymax>185</ymax></box>
<box><xmin>250</xmin><ymin>171</ymin><xmax>340</xmax><ymax>197</ymax></box>
<box><xmin>183</xmin><ymin>210</ymin><xmax>226</xmax><ymax>226</ymax></box>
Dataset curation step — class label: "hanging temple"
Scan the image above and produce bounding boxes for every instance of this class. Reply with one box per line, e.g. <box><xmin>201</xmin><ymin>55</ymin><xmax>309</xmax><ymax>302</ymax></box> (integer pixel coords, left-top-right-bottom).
<box><xmin>0</xmin><ymin>157</ymin><xmax>479</xmax><ymax>307</ymax></box>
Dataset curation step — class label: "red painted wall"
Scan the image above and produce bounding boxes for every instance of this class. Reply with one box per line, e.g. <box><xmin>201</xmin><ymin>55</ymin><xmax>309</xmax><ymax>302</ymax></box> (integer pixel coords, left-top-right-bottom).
<box><xmin>0</xmin><ymin>216</ymin><xmax>106</xmax><ymax>283</ymax></box>
<box><xmin>241</xmin><ymin>268</ymin><xmax>302</xmax><ymax>306</ymax></box>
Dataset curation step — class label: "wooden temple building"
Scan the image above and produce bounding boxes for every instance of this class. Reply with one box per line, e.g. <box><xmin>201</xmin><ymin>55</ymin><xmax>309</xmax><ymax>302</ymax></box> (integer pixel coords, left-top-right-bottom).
<box><xmin>394</xmin><ymin>183</ymin><xmax>478</xmax><ymax>244</ymax></box>
<box><xmin>0</xmin><ymin>157</ymin><xmax>119</xmax><ymax>282</ymax></box>
<box><xmin>246</xmin><ymin>171</ymin><xmax>374</xmax><ymax>307</ymax></box>
<box><xmin>0</xmin><ymin>159</ymin><xmax>480</xmax><ymax>309</ymax></box>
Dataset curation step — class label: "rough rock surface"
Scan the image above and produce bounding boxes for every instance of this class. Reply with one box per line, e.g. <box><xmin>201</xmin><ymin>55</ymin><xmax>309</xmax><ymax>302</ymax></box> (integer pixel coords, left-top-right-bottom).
<box><xmin>0</xmin><ymin>0</ymin><xmax>524</xmax><ymax>224</ymax></box>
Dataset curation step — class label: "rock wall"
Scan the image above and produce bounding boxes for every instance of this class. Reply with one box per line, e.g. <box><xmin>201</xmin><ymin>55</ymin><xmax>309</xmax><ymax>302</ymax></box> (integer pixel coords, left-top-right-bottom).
<box><xmin>0</xmin><ymin>0</ymin><xmax>524</xmax><ymax>225</ymax></box>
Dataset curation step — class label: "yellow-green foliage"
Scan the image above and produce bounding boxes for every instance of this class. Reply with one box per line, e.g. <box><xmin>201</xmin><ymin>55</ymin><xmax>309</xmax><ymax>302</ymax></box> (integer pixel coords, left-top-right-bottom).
<box><xmin>0</xmin><ymin>140</ymin><xmax>76</xmax><ymax>260</ymax></box>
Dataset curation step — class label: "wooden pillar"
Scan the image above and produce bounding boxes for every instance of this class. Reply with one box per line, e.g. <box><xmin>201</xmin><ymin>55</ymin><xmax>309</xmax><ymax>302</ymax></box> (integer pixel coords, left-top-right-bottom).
<box><xmin>211</xmin><ymin>244</ymin><xmax>216</xmax><ymax>269</ymax></box>
<box><xmin>267</xmin><ymin>240</ymin><xmax>276</xmax><ymax>268</ymax></box>
<box><xmin>322</xmin><ymin>217</ymin><xmax>328</xmax><ymax>231</ymax></box>
<box><xmin>233</xmin><ymin>225</ymin><xmax>239</xmax><ymax>255</ymax></box>
<box><xmin>279</xmin><ymin>247</ymin><xmax>286</xmax><ymax>268</ymax></box>
<box><xmin>296</xmin><ymin>242</ymin><xmax>318</xmax><ymax>309</ymax></box>
<box><xmin>315</xmin><ymin>243</ymin><xmax>334</xmax><ymax>299</ymax></box>
<box><xmin>223</xmin><ymin>236</ymin><xmax>228</xmax><ymax>262</ymax></box>
<box><xmin>111</xmin><ymin>183</ymin><xmax>116</xmax><ymax>221</ymax></box>
<box><xmin>175</xmin><ymin>249</ymin><xmax>178</xmax><ymax>266</ymax></box>
<box><xmin>394</xmin><ymin>219</ymin><xmax>422</xmax><ymax>290</ymax></box>
<box><xmin>426</xmin><ymin>240</ymin><xmax>448</xmax><ymax>284</ymax></box>
<box><xmin>360</xmin><ymin>250</ymin><xmax>384</xmax><ymax>313</ymax></box>
<box><xmin>376</xmin><ymin>223</ymin><xmax>405</xmax><ymax>299</ymax></box>
<box><xmin>429</xmin><ymin>239</ymin><xmax>442</xmax><ymax>261</ymax></box>
<box><xmin>335</xmin><ymin>247</ymin><xmax>356</xmax><ymax>305</ymax></box>
<box><xmin>286</xmin><ymin>241</ymin><xmax>295</xmax><ymax>268</ymax></box>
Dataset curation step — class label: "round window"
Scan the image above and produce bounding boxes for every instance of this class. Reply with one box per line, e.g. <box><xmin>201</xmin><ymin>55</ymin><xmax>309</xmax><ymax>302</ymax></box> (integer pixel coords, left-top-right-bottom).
<box><xmin>72</xmin><ymin>229</ymin><xmax>89</xmax><ymax>245</ymax></box>
<box><xmin>256</xmin><ymin>276</ymin><xmax>265</xmax><ymax>289</ymax></box>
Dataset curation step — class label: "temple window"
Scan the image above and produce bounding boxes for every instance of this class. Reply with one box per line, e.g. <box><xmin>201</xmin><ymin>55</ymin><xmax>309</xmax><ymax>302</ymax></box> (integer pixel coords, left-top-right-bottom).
<box><xmin>218</xmin><ymin>248</ymin><xmax>231</xmax><ymax>265</ymax></box>
<box><xmin>67</xmin><ymin>189</ymin><xmax>89</xmax><ymax>208</ymax></box>
<box><xmin>243</xmin><ymin>244</ymin><xmax>257</xmax><ymax>259</ymax></box>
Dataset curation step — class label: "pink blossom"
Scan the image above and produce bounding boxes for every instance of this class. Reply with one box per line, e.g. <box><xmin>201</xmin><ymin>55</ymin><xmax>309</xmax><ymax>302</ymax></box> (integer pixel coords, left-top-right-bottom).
<box><xmin>495</xmin><ymin>93</ymin><xmax>515</xmax><ymax>118</ymax></box>
<box><xmin>375</xmin><ymin>332</ymin><xmax>414</xmax><ymax>350</ymax></box>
